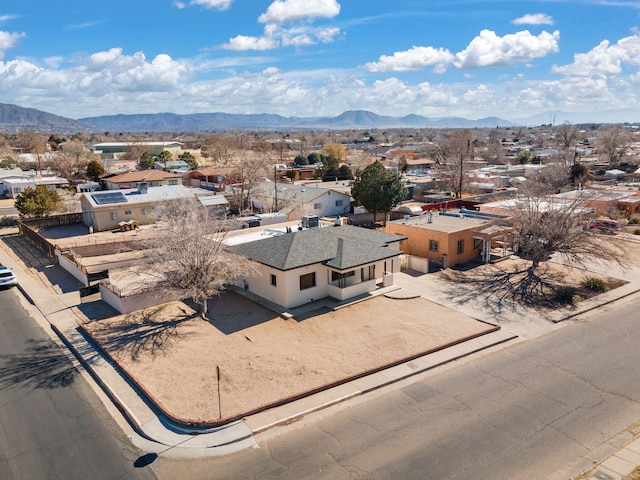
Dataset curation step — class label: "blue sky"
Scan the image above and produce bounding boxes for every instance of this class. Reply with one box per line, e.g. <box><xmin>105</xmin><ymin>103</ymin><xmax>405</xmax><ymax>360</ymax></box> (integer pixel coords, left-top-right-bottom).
<box><xmin>0</xmin><ymin>0</ymin><xmax>638</xmax><ymax>123</ymax></box>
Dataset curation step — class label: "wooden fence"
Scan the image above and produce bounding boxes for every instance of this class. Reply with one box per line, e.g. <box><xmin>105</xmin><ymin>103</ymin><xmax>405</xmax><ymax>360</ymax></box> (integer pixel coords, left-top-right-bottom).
<box><xmin>17</xmin><ymin>213</ymin><xmax>84</xmax><ymax>260</ymax></box>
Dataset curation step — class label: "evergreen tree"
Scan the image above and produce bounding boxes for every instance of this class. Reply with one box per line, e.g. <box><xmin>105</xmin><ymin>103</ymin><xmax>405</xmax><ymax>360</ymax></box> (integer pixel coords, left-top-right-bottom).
<box><xmin>86</xmin><ymin>159</ymin><xmax>105</xmax><ymax>182</ymax></box>
<box><xmin>15</xmin><ymin>186</ymin><xmax>62</xmax><ymax>217</ymax></box>
<box><xmin>139</xmin><ymin>152</ymin><xmax>155</xmax><ymax>170</ymax></box>
<box><xmin>351</xmin><ymin>161</ymin><xmax>407</xmax><ymax>224</ymax></box>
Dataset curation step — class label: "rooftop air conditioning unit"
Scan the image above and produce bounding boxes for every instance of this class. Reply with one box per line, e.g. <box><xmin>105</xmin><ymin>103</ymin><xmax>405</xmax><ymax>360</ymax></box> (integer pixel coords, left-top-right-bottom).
<box><xmin>301</xmin><ymin>215</ymin><xmax>319</xmax><ymax>228</ymax></box>
<box><xmin>138</xmin><ymin>182</ymin><xmax>148</xmax><ymax>194</ymax></box>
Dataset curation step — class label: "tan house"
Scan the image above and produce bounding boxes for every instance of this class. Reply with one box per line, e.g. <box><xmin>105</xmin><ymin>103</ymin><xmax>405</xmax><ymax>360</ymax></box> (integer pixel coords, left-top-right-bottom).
<box><xmin>102</xmin><ymin>170</ymin><xmax>185</xmax><ymax>190</ymax></box>
<box><xmin>81</xmin><ymin>185</ymin><xmax>227</xmax><ymax>232</ymax></box>
<box><xmin>386</xmin><ymin>210</ymin><xmax>507</xmax><ymax>269</ymax></box>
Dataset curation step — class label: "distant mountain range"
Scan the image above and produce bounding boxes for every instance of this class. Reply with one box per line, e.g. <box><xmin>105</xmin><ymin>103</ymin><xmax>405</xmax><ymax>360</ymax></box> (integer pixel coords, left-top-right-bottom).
<box><xmin>78</xmin><ymin>109</ymin><xmax>513</xmax><ymax>131</ymax></box>
<box><xmin>0</xmin><ymin>103</ymin><xmax>89</xmax><ymax>131</ymax></box>
<box><xmin>0</xmin><ymin>103</ymin><xmax>514</xmax><ymax>132</ymax></box>
<box><xmin>3</xmin><ymin>102</ymin><xmax>636</xmax><ymax>133</ymax></box>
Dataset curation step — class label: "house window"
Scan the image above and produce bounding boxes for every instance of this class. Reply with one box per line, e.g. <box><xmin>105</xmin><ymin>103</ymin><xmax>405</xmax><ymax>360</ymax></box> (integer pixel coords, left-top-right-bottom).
<box><xmin>331</xmin><ymin>270</ymin><xmax>355</xmax><ymax>282</ymax></box>
<box><xmin>313</xmin><ymin>202</ymin><xmax>322</xmax><ymax>210</ymax></box>
<box><xmin>168</xmin><ymin>179</ymin><xmax>179</xmax><ymax>185</ymax></box>
<box><xmin>299</xmin><ymin>272</ymin><xmax>316</xmax><ymax>290</ymax></box>
<box><xmin>124</xmin><ymin>210</ymin><xmax>132</xmax><ymax>215</ymax></box>
<box><xmin>270</xmin><ymin>274</ymin><xmax>277</xmax><ymax>286</ymax></box>
<box><xmin>474</xmin><ymin>238</ymin><xmax>483</xmax><ymax>249</ymax></box>
<box><xmin>141</xmin><ymin>208</ymin><xmax>149</xmax><ymax>215</ymax></box>
<box><xmin>457</xmin><ymin>239</ymin><xmax>464</xmax><ymax>254</ymax></box>
<box><xmin>110</xmin><ymin>212</ymin><xmax>118</xmax><ymax>221</ymax></box>
<box><xmin>335</xmin><ymin>199</ymin><xmax>344</xmax><ymax>207</ymax></box>
<box><xmin>429</xmin><ymin>240</ymin><xmax>439</xmax><ymax>252</ymax></box>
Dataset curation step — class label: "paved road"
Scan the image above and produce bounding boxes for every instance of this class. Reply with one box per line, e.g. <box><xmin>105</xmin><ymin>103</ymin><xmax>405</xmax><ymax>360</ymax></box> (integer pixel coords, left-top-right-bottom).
<box><xmin>0</xmin><ymin>287</ymin><xmax>158</xmax><ymax>480</ymax></box>
<box><xmin>153</xmin><ymin>294</ymin><xmax>640</xmax><ymax>480</ymax></box>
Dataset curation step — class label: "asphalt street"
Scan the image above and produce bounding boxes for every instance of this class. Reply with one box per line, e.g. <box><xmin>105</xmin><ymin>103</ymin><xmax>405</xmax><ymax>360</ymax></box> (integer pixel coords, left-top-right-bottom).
<box><xmin>0</xmin><ymin>287</ymin><xmax>158</xmax><ymax>480</ymax></box>
<box><xmin>152</xmin><ymin>293</ymin><xmax>640</xmax><ymax>480</ymax></box>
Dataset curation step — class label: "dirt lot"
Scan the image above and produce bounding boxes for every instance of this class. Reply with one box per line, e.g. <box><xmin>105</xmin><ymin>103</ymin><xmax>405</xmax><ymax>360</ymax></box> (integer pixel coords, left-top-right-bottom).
<box><xmin>80</xmin><ymin>292</ymin><xmax>496</xmax><ymax>423</ymax></box>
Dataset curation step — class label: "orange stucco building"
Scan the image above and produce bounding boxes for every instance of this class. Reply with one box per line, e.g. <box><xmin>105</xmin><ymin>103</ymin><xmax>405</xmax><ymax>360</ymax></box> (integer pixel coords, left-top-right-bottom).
<box><xmin>386</xmin><ymin>210</ymin><xmax>505</xmax><ymax>268</ymax></box>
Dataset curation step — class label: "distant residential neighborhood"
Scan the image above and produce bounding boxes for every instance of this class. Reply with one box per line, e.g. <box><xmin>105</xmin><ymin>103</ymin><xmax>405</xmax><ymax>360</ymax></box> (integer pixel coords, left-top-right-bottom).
<box><xmin>2</xmin><ymin>119</ymin><xmax>639</xmax><ymax>313</ymax></box>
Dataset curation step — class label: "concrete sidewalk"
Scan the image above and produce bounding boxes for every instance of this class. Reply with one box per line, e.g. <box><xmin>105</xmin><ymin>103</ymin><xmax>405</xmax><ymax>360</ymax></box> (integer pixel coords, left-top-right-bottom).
<box><xmin>2</xmin><ymin>227</ymin><xmax>640</xmax><ymax>476</ymax></box>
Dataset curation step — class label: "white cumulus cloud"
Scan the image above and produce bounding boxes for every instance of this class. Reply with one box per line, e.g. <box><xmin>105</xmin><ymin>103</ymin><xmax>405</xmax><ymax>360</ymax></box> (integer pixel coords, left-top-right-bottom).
<box><xmin>365</xmin><ymin>46</ymin><xmax>454</xmax><ymax>72</ymax></box>
<box><xmin>0</xmin><ymin>31</ymin><xmax>26</xmax><ymax>59</ymax></box>
<box><xmin>223</xmin><ymin>24</ymin><xmax>341</xmax><ymax>51</ymax></box>
<box><xmin>552</xmin><ymin>34</ymin><xmax>640</xmax><ymax>77</ymax></box>
<box><xmin>258</xmin><ymin>0</ymin><xmax>340</xmax><ymax>24</ymax></box>
<box><xmin>223</xmin><ymin>35</ymin><xmax>279</xmax><ymax>51</ymax></box>
<box><xmin>454</xmin><ymin>29</ymin><xmax>560</xmax><ymax>68</ymax></box>
<box><xmin>512</xmin><ymin>13</ymin><xmax>554</xmax><ymax>25</ymax></box>
<box><xmin>188</xmin><ymin>0</ymin><xmax>232</xmax><ymax>9</ymax></box>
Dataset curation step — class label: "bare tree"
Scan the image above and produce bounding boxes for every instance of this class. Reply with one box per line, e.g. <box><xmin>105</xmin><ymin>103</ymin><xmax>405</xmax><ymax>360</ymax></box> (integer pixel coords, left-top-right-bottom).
<box><xmin>228</xmin><ymin>155</ymin><xmax>271</xmax><ymax>213</ymax></box>
<box><xmin>145</xmin><ymin>196</ymin><xmax>258</xmax><ymax>318</ymax></box>
<box><xmin>598</xmin><ymin>124</ymin><xmax>632</xmax><ymax>166</ymax></box>
<box><xmin>442</xmin><ymin>175</ymin><xmax>626</xmax><ymax>309</ymax></box>
<box><xmin>51</xmin><ymin>139</ymin><xmax>90</xmax><ymax>180</ymax></box>
<box><xmin>16</xmin><ymin>131</ymin><xmax>47</xmax><ymax>173</ymax></box>
<box><xmin>429</xmin><ymin>129</ymin><xmax>474</xmax><ymax>198</ymax></box>
<box><xmin>509</xmin><ymin>190</ymin><xmax>625</xmax><ymax>291</ymax></box>
<box><xmin>485</xmin><ymin>129</ymin><xmax>507</xmax><ymax>164</ymax></box>
<box><xmin>0</xmin><ymin>134</ymin><xmax>13</xmax><ymax>161</ymax></box>
<box><xmin>201</xmin><ymin>133</ymin><xmax>240</xmax><ymax>166</ymax></box>
<box><xmin>123</xmin><ymin>140</ymin><xmax>150</xmax><ymax>162</ymax></box>
<box><xmin>558</xmin><ymin>121</ymin><xmax>580</xmax><ymax>149</ymax></box>
<box><xmin>520</xmin><ymin>164</ymin><xmax>572</xmax><ymax>196</ymax></box>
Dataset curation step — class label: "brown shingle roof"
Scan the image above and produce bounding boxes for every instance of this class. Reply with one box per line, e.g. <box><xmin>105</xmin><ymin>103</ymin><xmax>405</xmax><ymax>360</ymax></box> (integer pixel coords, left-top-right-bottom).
<box><xmin>106</xmin><ymin>170</ymin><xmax>184</xmax><ymax>183</ymax></box>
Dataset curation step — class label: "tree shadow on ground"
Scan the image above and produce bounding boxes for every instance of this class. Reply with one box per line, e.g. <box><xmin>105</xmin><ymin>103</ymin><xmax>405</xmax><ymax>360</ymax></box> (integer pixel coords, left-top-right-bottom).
<box><xmin>0</xmin><ymin>339</ymin><xmax>79</xmax><ymax>389</ymax></box>
<box><xmin>441</xmin><ymin>261</ymin><xmax>564</xmax><ymax>318</ymax></box>
<box><xmin>189</xmin><ymin>291</ymin><xmax>280</xmax><ymax>335</ymax></box>
<box><xmin>88</xmin><ymin>305</ymin><xmax>198</xmax><ymax>361</ymax></box>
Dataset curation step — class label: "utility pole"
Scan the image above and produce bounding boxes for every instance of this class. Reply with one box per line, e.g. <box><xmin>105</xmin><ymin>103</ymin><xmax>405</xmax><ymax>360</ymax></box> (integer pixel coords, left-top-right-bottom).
<box><xmin>274</xmin><ymin>165</ymin><xmax>278</xmax><ymax>212</ymax></box>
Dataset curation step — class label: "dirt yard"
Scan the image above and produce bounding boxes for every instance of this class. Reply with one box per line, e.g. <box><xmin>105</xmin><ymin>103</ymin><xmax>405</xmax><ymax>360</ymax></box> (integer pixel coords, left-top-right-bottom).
<box><xmin>79</xmin><ymin>293</ymin><xmax>496</xmax><ymax>423</ymax></box>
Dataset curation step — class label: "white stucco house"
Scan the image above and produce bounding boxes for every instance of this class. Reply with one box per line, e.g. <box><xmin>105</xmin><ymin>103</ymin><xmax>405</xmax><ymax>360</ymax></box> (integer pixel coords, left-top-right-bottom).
<box><xmin>249</xmin><ymin>182</ymin><xmax>352</xmax><ymax>220</ymax></box>
<box><xmin>1</xmin><ymin>174</ymin><xmax>70</xmax><ymax>198</ymax></box>
<box><xmin>227</xmin><ymin>223</ymin><xmax>406</xmax><ymax>310</ymax></box>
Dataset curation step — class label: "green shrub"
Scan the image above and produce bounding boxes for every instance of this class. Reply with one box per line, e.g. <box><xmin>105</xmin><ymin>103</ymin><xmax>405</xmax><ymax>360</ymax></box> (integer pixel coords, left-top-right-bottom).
<box><xmin>0</xmin><ymin>216</ymin><xmax>17</xmax><ymax>227</ymax></box>
<box><xmin>583</xmin><ymin>277</ymin><xmax>607</xmax><ymax>293</ymax></box>
<box><xmin>555</xmin><ymin>286</ymin><xmax>577</xmax><ymax>304</ymax></box>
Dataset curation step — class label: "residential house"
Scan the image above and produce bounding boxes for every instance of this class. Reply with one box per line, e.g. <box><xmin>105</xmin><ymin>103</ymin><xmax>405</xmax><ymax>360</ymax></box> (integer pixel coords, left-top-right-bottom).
<box><xmin>250</xmin><ymin>182</ymin><xmax>352</xmax><ymax>220</ymax></box>
<box><xmin>386</xmin><ymin>209</ymin><xmax>508</xmax><ymax>270</ymax></box>
<box><xmin>80</xmin><ymin>184</ymin><xmax>228</xmax><ymax>232</ymax></box>
<box><xmin>550</xmin><ymin>188</ymin><xmax>640</xmax><ymax>216</ymax></box>
<box><xmin>186</xmin><ymin>168</ymin><xmax>237</xmax><ymax>191</ymax></box>
<box><xmin>1</xmin><ymin>173</ymin><xmax>70</xmax><ymax>198</ymax></box>
<box><xmin>404</xmin><ymin>158</ymin><xmax>436</xmax><ymax>176</ymax></box>
<box><xmin>155</xmin><ymin>160</ymin><xmax>191</xmax><ymax>173</ymax></box>
<box><xmin>227</xmin><ymin>223</ymin><xmax>405</xmax><ymax>309</ymax></box>
<box><xmin>102</xmin><ymin>170</ymin><xmax>185</xmax><ymax>190</ymax></box>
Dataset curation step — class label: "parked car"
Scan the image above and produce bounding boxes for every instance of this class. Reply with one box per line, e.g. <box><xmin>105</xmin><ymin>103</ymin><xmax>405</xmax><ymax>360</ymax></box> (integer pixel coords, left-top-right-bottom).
<box><xmin>587</xmin><ymin>219</ymin><xmax>622</xmax><ymax>234</ymax></box>
<box><xmin>0</xmin><ymin>265</ymin><xmax>17</xmax><ymax>288</ymax></box>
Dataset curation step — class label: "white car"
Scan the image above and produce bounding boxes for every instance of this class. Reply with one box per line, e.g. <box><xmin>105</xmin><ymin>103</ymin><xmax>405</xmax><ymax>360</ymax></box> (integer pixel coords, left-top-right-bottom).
<box><xmin>0</xmin><ymin>265</ymin><xmax>17</xmax><ymax>288</ymax></box>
